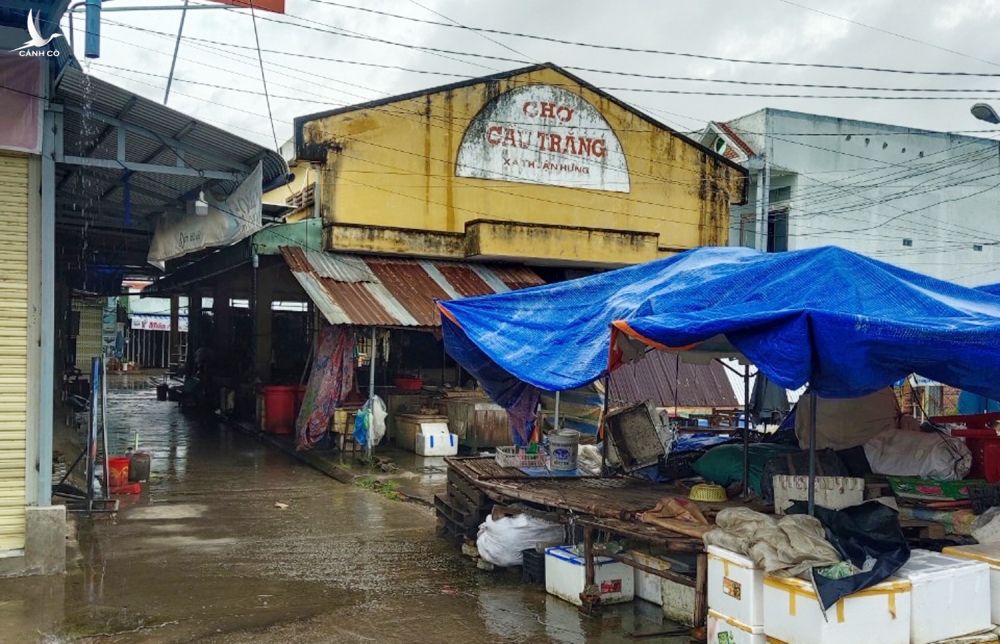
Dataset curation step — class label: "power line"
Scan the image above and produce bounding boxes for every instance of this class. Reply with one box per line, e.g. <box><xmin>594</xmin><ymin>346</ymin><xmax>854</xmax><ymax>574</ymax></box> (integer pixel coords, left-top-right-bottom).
<box><xmin>248</xmin><ymin>0</ymin><xmax>281</xmax><ymax>152</ymax></box>
<box><xmin>297</xmin><ymin>0</ymin><xmax>1000</xmax><ymax>78</ymax></box>
<box><xmin>405</xmin><ymin>0</ymin><xmax>529</xmax><ymax>61</ymax></box>
<box><xmin>100</xmin><ymin>15</ymin><xmax>1000</xmax><ymax>98</ymax></box>
<box><xmin>52</xmin><ymin>13</ymin><xmax>1000</xmax><ymax>249</ymax></box>
<box><xmin>88</xmin><ymin>63</ymin><xmax>1000</xmax><ymax>250</ymax></box>
<box><xmin>776</xmin><ymin>0</ymin><xmax>1000</xmax><ymax>70</ymax></box>
<box><xmin>74</xmin><ymin>67</ymin><xmax>745</xmax><ymax>232</ymax></box>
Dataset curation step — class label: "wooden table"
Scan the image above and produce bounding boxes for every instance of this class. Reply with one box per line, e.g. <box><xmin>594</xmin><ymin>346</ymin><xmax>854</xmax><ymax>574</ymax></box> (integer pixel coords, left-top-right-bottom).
<box><xmin>576</xmin><ymin>516</ymin><xmax>707</xmax><ymax>626</ymax></box>
<box><xmin>445</xmin><ymin>457</ymin><xmax>714</xmax><ymax>627</ymax></box>
<box><xmin>331</xmin><ymin>407</ymin><xmax>360</xmax><ymax>451</ymax></box>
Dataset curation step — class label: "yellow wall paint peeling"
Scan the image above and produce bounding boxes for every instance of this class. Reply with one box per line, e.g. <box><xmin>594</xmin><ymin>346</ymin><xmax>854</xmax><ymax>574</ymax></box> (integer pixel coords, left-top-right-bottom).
<box><xmin>298</xmin><ymin>66</ymin><xmax>746</xmax><ymax>265</ymax></box>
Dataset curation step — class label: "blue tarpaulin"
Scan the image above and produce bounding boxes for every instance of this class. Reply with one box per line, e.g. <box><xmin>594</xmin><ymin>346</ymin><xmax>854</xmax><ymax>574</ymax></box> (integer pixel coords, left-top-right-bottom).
<box><xmin>440</xmin><ymin>246</ymin><xmax>1000</xmax><ymax>413</ymax></box>
<box><xmin>979</xmin><ymin>283</ymin><xmax>1000</xmax><ymax>296</ymax></box>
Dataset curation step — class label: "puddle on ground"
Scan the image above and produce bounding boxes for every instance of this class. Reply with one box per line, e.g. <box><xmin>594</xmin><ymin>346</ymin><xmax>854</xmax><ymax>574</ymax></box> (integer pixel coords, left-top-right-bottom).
<box><xmin>0</xmin><ymin>380</ymin><xmax>689</xmax><ymax>643</ymax></box>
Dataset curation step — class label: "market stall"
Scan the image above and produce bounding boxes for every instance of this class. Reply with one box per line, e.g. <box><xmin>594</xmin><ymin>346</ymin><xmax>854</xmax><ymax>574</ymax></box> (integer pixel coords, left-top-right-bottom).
<box><xmin>438</xmin><ymin>244</ymin><xmax>1000</xmax><ymax>637</ymax></box>
<box><xmin>282</xmin><ymin>247</ymin><xmax>547</xmax><ymax>455</ymax></box>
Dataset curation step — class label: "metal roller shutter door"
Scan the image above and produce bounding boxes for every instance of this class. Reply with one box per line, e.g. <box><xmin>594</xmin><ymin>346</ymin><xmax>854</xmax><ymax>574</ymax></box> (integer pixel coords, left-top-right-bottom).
<box><xmin>0</xmin><ymin>153</ymin><xmax>29</xmax><ymax>551</ymax></box>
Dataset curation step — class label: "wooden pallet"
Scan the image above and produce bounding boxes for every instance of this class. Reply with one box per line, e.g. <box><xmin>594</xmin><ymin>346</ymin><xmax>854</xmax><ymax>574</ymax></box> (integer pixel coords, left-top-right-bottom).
<box><xmin>900</xmin><ymin>519</ymin><xmax>947</xmax><ymax>540</ymax></box>
<box><xmin>435</xmin><ymin>515</ymin><xmax>465</xmax><ymax>545</ymax></box>
<box><xmin>434</xmin><ymin>492</ymin><xmax>483</xmax><ymax>539</ymax></box>
<box><xmin>447</xmin><ymin>467</ymin><xmax>489</xmax><ymax>508</ymax></box>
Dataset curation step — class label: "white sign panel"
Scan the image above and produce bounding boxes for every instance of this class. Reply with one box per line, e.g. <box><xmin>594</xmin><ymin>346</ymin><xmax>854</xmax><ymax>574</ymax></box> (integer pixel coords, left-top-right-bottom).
<box><xmin>147</xmin><ymin>162</ymin><xmax>263</xmax><ymax>269</ymax></box>
<box><xmin>456</xmin><ymin>84</ymin><xmax>630</xmax><ymax>192</ymax></box>
<box><xmin>130</xmin><ymin>314</ymin><xmax>189</xmax><ymax>332</ymax></box>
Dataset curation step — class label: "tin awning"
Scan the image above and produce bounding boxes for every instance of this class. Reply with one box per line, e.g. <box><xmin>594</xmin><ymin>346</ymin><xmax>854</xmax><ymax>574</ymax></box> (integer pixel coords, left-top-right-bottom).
<box><xmin>279</xmin><ymin>246</ymin><xmax>544</xmax><ymax>328</ymax></box>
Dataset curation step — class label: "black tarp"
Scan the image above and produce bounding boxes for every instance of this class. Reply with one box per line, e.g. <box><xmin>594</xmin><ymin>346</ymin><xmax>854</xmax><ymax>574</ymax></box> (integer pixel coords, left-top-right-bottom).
<box><xmin>787</xmin><ymin>500</ymin><xmax>910</xmax><ymax>612</ymax></box>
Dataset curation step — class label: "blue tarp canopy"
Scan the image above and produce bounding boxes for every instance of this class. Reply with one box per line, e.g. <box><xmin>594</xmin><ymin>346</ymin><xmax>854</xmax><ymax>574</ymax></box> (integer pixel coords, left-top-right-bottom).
<box><xmin>440</xmin><ymin>246</ymin><xmax>1000</xmax><ymax>411</ymax></box>
<box><xmin>979</xmin><ymin>283</ymin><xmax>1000</xmax><ymax>297</ymax></box>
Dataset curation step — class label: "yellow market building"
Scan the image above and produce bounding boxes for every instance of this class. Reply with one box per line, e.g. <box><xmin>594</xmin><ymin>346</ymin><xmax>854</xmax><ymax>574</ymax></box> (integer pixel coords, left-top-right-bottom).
<box><xmin>286</xmin><ymin>63</ymin><xmax>748</xmax><ymax>268</ymax></box>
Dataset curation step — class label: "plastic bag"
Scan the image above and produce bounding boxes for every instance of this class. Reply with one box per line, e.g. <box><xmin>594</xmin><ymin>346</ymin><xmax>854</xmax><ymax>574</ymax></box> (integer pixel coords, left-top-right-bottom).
<box><xmin>577</xmin><ymin>445</ymin><xmax>603</xmax><ymax>476</ymax></box>
<box><xmin>863</xmin><ymin>429</ymin><xmax>971</xmax><ymax>480</ymax></box>
<box><xmin>476</xmin><ymin>514</ymin><xmax>565</xmax><ymax>567</ymax></box>
<box><xmin>353</xmin><ymin>395</ymin><xmax>387</xmax><ymax>448</ymax></box>
<box><xmin>972</xmin><ymin>506</ymin><xmax>1000</xmax><ymax>543</ymax></box>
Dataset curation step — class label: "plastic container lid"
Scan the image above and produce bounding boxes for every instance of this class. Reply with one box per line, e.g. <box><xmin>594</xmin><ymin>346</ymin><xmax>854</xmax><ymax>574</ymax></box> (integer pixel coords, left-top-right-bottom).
<box><xmin>943</xmin><ymin>544</ymin><xmax>1000</xmax><ymax>568</ymax></box>
<box><xmin>899</xmin><ymin>549</ymin><xmax>989</xmax><ymax>581</ymax></box>
<box><xmin>707</xmin><ymin>545</ymin><xmax>756</xmax><ymax>568</ymax></box>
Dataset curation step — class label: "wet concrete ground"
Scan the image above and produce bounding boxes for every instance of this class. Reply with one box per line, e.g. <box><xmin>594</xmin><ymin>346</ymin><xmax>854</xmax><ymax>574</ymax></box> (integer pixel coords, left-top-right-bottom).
<box><xmin>0</xmin><ymin>379</ymin><xmax>686</xmax><ymax>643</ymax></box>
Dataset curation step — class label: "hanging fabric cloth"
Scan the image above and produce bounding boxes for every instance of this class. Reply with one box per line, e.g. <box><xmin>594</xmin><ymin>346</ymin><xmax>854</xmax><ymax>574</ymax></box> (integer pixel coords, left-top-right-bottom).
<box><xmin>296</xmin><ymin>324</ymin><xmax>357</xmax><ymax>450</ymax></box>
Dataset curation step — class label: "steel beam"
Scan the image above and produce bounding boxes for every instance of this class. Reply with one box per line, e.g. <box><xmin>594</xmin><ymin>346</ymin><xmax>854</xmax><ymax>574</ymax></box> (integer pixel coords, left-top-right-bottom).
<box><xmin>55</xmin><ymin>97</ymin><xmax>136</xmax><ymax>195</ymax></box>
<box><xmin>60</xmin><ymin>156</ymin><xmax>241</xmax><ymax>180</ymax></box>
<box><xmin>60</xmin><ymin>105</ymin><xmax>251</xmax><ymax>174</ymax></box>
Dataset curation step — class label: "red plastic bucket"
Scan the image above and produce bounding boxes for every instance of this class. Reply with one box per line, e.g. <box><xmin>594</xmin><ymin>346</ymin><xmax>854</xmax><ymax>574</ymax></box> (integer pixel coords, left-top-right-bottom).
<box><xmin>108</xmin><ymin>456</ymin><xmax>130</xmax><ymax>488</ymax></box>
<box><xmin>263</xmin><ymin>385</ymin><xmax>297</xmax><ymax>435</ymax></box>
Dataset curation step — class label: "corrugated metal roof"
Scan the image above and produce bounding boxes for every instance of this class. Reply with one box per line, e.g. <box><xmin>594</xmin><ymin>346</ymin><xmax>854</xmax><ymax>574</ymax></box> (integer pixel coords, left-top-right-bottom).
<box><xmin>610</xmin><ymin>352</ymin><xmax>739</xmax><ymax>408</ymax></box>
<box><xmin>492</xmin><ymin>265</ymin><xmax>551</xmax><ymax>291</ymax></box>
<box><xmin>280</xmin><ymin>247</ymin><xmax>544</xmax><ymax>327</ymax></box>
<box><xmin>54</xmin><ymin>67</ymin><xmax>288</xmax><ymax>233</ymax></box>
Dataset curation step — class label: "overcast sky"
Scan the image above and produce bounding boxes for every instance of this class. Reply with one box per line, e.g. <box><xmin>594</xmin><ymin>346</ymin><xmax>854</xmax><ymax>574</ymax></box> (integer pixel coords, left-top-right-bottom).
<box><xmin>61</xmin><ymin>0</ymin><xmax>1000</xmax><ymax>149</ymax></box>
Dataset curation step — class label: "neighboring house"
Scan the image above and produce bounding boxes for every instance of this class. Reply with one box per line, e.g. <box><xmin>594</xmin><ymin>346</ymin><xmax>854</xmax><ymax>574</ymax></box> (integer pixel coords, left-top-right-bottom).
<box><xmin>699</xmin><ymin>108</ymin><xmax>1000</xmax><ymax>286</ymax></box>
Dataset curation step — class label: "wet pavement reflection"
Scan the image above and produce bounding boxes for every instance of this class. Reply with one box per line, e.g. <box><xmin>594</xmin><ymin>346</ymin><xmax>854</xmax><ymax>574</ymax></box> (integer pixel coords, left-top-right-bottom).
<box><xmin>0</xmin><ymin>380</ymin><xmax>685</xmax><ymax>643</ymax></box>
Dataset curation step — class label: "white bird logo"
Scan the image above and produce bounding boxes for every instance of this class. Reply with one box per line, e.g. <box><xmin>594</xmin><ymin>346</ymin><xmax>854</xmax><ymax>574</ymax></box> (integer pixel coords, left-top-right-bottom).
<box><xmin>13</xmin><ymin>10</ymin><xmax>62</xmax><ymax>52</ymax></box>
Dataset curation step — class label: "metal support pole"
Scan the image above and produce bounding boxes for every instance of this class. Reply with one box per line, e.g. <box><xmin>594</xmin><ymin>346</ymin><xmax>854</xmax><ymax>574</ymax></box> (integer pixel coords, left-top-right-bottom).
<box><xmin>553</xmin><ymin>390</ymin><xmax>561</xmax><ymax>432</ymax></box>
<box><xmin>163</xmin><ymin>0</ymin><xmax>189</xmax><ymax>104</ymax></box>
<box><xmin>87</xmin><ymin>357</ymin><xmax>100</xmax><ymax>509</ymax></box>
<box><xmin>101</xmin><ymin>357</ymin><xmax>109</xmax><ymax>497</ymax></box>
<box><xmin>742</xmin><ymin>364</ymin><xmax>751</xmax><ymax>500</ymax></box>
<box><xmin>367</xmin><ymin>327</ymin><xmax>376</xmax><ymax>459</ymax></box>
<box><xmin>582</xmin><ymin>526</ymin><xmax>596</xmax><ymax>608</ymax></box>
<box><xmin>600</xmin><ymin>373</ymin><xmax>611</xmax><ymax>475</ymax></box>
<box><xmin>808</xmin><ymin>389</ymin><xmax>818</xmax><ymax>516</ymax></box>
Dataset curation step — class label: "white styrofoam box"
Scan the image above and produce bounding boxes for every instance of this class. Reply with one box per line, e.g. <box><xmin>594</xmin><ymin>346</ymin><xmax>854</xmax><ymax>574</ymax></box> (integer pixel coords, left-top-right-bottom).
<box><xmin>415</xmin><ymin>424</ymin><xmax>458</xmax><ymax>456</ymax></box>
<box><xmin>707</xmin><ymin>610</ymin><xmax>765</xmax><ymax>644</ymax></box>
<box><xmin>628</xmin><ymin>550</ymin><xmax>667</xmax><ymax>606</ymax></box>
<box><xmin>707</xmin><ymin>545</ymin><xmax>764</xmax><ymax>627</ymax></box>
<box><xmin>896</xmin><ymin>549</ymin><xmax>991</xmax><ymax>644</ymax></box>
<box><xmin>662</xmin><ymin>578</ymin><xmax>696</xmax><ymax>626</ymax></box>
<box><xmin>943</xmin><ymin>543</ymin><xmax>1000</xmax><ymax>624</ymax></box>
<box><xmin>545</xmin><ymin>546</ymin><xmax>634</xmax><ymax>606</ymax></box>
<box><xmin>763</xmin><ymin>574</ymin><xmax>911</xmax><ymax>644</ymax></box>
<box><xmin>773</xmin><ymin>475</ymin><xmax>865</xmax><ymax>514</ymax></box>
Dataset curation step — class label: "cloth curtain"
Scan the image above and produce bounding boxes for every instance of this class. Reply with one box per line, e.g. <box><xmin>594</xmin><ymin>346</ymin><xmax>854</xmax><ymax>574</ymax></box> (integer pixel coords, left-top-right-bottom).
<box><xmin>296</xmin><ymin>325</ymin><xmax>356</xmax><ymax>450</ymax></box>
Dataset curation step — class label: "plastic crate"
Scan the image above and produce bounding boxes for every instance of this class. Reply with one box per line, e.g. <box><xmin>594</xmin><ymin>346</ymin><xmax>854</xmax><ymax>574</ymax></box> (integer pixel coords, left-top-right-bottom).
<box><xmin>522</xmin><ymin>548</ymin><xmax>545</xmax><ymax>585</ymax></box>
<box><xmin>495</xmin><ymin>446</ymin><xmax>547</xmax><ymax>469</ymax></box>
<box><xmin>953</xmin><ymin>428</ymin><xmax>1000</xmax><ymax>482</ymax></box>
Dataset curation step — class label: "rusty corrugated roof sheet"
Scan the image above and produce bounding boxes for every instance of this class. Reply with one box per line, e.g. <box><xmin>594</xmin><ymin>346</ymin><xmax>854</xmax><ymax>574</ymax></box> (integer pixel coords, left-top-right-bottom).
<box><xmin>610</xmin><ymin>352</ymin><xmax>739</xmax><ymax>408</ymax></box>
<box><xmin>280</xmin><ymin>247</ymin><xmax>545</xmax><ymax>327</ymax></box>
<box><xmin>716</xmin><ymin>121</ymin><xmax>756</xmax><ymax>158</ymax></box>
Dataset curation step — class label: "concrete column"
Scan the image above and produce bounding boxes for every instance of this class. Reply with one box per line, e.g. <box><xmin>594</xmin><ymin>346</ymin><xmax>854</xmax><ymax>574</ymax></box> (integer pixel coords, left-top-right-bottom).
<box><xmin>187</xmin><ymin>294</ymin><xmax>201</xmax><ymax>370</ymax></box>
<box><xmin>212</xmin><ymin>283</ymin><xmax>231</xmax><ymax>357</ymax></box>
<box><xmin>168</xmin><ymin>294</ymin><xmax>179</xmax><ymax>369</ymax></box>
<box><xmin>36</xmin><ymin>106</ymin><xmax>56</xmax><ymax>508</ymax></box>
<box><xmin>253</xmin><ymin>268</ymin><xmax>273</xmax><ymax>383</ymax></box>
<box><xmin>25</xmin><ymin>156</ymin><xmax>41</xmax><ymax>508</ymax></box>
